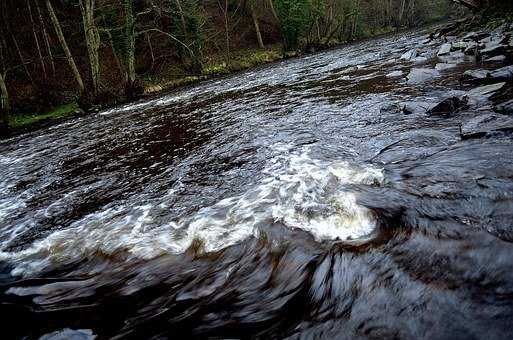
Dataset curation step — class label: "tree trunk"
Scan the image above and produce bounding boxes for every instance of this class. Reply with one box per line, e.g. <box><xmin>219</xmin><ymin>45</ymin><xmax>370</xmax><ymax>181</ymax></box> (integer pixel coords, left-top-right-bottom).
<box><xmin>46</xmin><ymin>0</ymin><xmax>85</xmax><ymax>95</ymax></box>
<box><xmin>36</xmin><ymin>0</ymin><xmax>55</xmax><ymax>75</ymax></box>
<box><xmin>123</xmin><ymin>0</ymin><xmax>137</xmax><ymax>98</ymax></box>
<box><xmin>0</xmin><ymin>72</ymin><xmax>9</xmax><ymax>133</ymax></box>
<box><xmin>398</xmin><ymin>0</ymin><xmax>407</xmax><ymax>26</ymax></box>
<box><xmin>250</xmin><ymin>6</ymin><xmax>264</xmax><ymax>49</ymax></box>
<box><xmin>27</xmin><ymin>0</ymin><xmax>47</xmax><ymax>81</ymax></box>
<box><xmin>79</xmin><ymin>0</ymin><xmax>101</xmax><ymax>97</ymax></box>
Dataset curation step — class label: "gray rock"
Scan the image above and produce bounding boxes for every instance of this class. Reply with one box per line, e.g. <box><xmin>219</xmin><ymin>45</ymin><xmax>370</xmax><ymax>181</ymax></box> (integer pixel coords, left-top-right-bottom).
<box><xmin>40</xmin><ymin>328</ymin><xmax>96</xmax><ymax>340</ymax></box>
<box><xmin>412</xmin><ymin>57</ymin><xmax>429</xmax><ymax>64</ymax></box>
<box><xmin>490</xmin><ymin>66</ymin><xmax>513</xmax><ymax>81</ymax></box>
<box><xmin>402</xmin><ymin>101</ymin><xmax>434</xmax><ymax>115</ymax></box>
<box><xmin>386</xmin><ymin>70</ymin><xmax>404</xmax><ymax>78</ymax></box>
<box><xmin>73</xmin><ymin>108</ymin><xmax>86</xmax><ymax>116</ymax></box>
<box><xmin>438</xmin><ymin>43</ymin><xmax>452</xmax><ymax>56</ymax></box>
<box><xmin>427</xmin><ymin>97</ymin><xmax>467</xmax><ymax>116</ymax></box>
<box><xmin>495</xmin><ymin>100</ymin><xmax>513</xmax><ymax>115</ymax></box>
<box><xmin>461</xmin><ymin>69</ymin><xmax>490</xmax><ymax>83</ymax></box>
<box><xmin>452</xmin><ymin>41</ymin><xmax>469</xmax><ymax>50</ymax></box>
<box><xmin>435</xmin><ymin>63</ymin><xmax>457</xmax><ymax>72</ymax></box>
<box><xmin>463</xmin><ymin>42</ymin><xmax>480</xmax><ymax>55</ymax></box>
<box><xmin>481</xmin><ymin>42</ymin><xmax>508</xmax><ymax>58</ymax></box>
<box><xmin>485</xmin><ymin>55</ymin><xmax>507</xmax><ymax>62</ymax></box>
<box><xmin>461</xmin><ymin>113</ymin><xmax>513</xmax><ymax>139</ymax></box>
<box><xmin>400</xmin><ymin>49</ymin><xmax>418</xmax><ymax>61</ymax></box>
<box><xmin>407</xmin><ymin>68</ymin><xmax>441</xmax><ymax>84</ymax></box>
<box><xmin>438</xmin><ymin>51</ymin><xmax>467</xmax><ymax>64</ymax></box>
<box><xmin>380</xmin><ymin>103</ymin><xmax>402</xmax><ymax>114</ymax></box>
<box><xmin>468</xmin><ymin>82</ymin><xmax>507</xmax><ymax>99</ymax></box>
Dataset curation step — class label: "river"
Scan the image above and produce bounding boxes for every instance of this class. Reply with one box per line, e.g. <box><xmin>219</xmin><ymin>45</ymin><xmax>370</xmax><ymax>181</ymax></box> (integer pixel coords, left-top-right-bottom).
<box><xmin>1</xmin><ymin>27</ymin><xmax>513</xmax><ymax>339</ymax></box>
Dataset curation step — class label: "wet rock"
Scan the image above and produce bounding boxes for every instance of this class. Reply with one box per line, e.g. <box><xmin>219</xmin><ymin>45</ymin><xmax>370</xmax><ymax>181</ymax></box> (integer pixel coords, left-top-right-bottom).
<box><xmin>463</xmin><ymin>42</ymin><xmax>480</xmax><ymax>56</ymax></box>
<box><xmin>386</xmin><ymin>70</ymin><xmax>403</xmax><ymax>78</ymax></box>
<box><xmin>400</xmin><ymin>49</ymin><xmax>418</xmax><ymax>61</ymax></box>
<box><xmin>435</xmin><ymin>63</ymin><xmax>457</xmax><ymax>72</ymax></box>
<box><xmin>427</xmin><ymin>97</ymin><xmax>467</xmax><ymax>116</ymax></box>
<box><xmin>480</xmin><ymin>42</ymin><xmax>509</xmax><ymax>58</ymax></box>
<box><xmin>461</xmin><ymin>69</ymin><xmax>490</xmax><ymax>83</ymax></box>
<box><xmin>407</xmin><ymin>68</ymin><xmax>441</xmax><ymax>84</ymax></box>
<box><xmin>438</xmin><ymin>43</ymin><xmax>452</xmax><ymax>56</ymax></box>
<box><xmin>401</xmin><ymin>101</ymin><xmax>433</xmax><ymax>115</ymax></box>
<box><xmin>439</xmin><ymin>51</ymin><xmax>467</xmax><ymax>64</ymax></box>
<box><xmin>412</xmin><ymin>57</ymin><xmax>429</xmax><ymax>64</ymax></box>
<box><xmin>468</xmin><ymin>82</ymin><xmax>507</xmax><ymax>99</ymax></box>
<box><xmin>73</xmin><ymin>108</ymin><xmax>86</xmax><ymax>116</ymax></box>
<box><xmin>461</xmin><ymin>113</ymin><xmax>513</xmax><ymax>139</ymax></box>
<box><xmin>494</xmin><ymin>100</ymin><xmax>513</xmax><ymax>115</ymax></box>
<box><xmin>485</xmin><ymin>55</ymin><xmax>507</xmax><ymax>62</ymax></box>
<box><xmin>40</xmin><ymin>328</ymin><xmax>96</xmax><ymax>340</ymax></box>
<box><xmin>380</xmin><ymin>103</ymin><xmax>402</xmax><ymax>114</ymax></box>
<box><xmin>489</xmin><ymin>66</ymin><xmax>513</xmax><ymax>81</ymax></box>
<box><xmin>451</xmin><ymin>41</ymin><xmax>469</xmax><ymax>51</ymax></box>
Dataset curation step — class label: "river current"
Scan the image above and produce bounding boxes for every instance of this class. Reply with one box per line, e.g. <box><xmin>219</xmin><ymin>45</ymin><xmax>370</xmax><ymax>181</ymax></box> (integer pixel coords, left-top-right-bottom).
<box><xmin>1</xmin><ymin>27</ymin><xmax>513</xmax><ymax>339</ymax></box>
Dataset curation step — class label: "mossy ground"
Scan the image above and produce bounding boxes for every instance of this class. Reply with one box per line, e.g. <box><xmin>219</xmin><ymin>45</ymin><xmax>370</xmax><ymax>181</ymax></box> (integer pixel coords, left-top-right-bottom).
<box><xmin>143</xmin><ymin>45</ymin><xmax>283</xmax><ymax>94</ymax></box>
<box><xmin>9</xmin><ymin>102</ymin><xmax>79</xmax><ymax>129</ymax></box>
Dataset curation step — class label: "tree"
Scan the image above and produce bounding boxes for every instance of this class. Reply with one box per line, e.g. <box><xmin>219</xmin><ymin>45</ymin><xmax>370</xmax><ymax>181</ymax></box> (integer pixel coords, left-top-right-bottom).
<box><xmin>46</xmin><ymin>0</ymin><xmax>85</xmax><ymax>95</ymax></box>
<box><xmin>248</xmin><ymin>0</ymin><xmax>265</xmax><ymax>49</ymax></box>
<box><xmin>79</xmin><ymin>0</ymin><xmax>101</xmax><ymax>97</ymax></box>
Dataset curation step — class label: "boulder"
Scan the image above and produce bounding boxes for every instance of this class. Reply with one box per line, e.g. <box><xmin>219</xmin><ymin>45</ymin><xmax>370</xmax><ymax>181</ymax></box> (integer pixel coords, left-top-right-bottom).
<box><xmin>407</xmin><ymin>68</ymin><xmax>441</xmax><ymax>84</ymax></box>
<box><xmin>494</xmin><ymin>100</ymin><xmax>513</xmax><ymax>115</ymax></box>
<box><xmin>435</xmin><ymin>63</ymin><xmax>457</xmax><ymax>72</ymax></box>
<box><xmin>400</xmin><ymin>49</ymin><xmax>418</xmax><ymax>61</ymax></box>
<box><xmin>438</xmin><ymin>43</ymin><xmax>452</xmax><ymax>56</ymax></box>
<box><xmin>386</xmin><ymin>70</ymin><xmax>404</xmax><ymax>78</ymax></box>
<box><xmin>427</xmin><ymin>97</ymin><xmax>467</xmax><ymax>116</ymax></box>
<box><xmin>461</xmin><ymin>113</ymin><xmax>513</xmax><ymax>139</ymax></box>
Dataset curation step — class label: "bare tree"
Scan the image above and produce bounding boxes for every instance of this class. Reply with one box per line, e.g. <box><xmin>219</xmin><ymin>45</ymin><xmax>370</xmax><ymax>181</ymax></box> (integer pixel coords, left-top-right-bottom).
<box><xmin>46</xmin><ymin>0</ymin><xmax>85</xmax><ymax>95</ymax></box>
<box><xmin>79</xmin><ymin>0</ymin><xmax>101</xmax><ymax>97</ymax></box>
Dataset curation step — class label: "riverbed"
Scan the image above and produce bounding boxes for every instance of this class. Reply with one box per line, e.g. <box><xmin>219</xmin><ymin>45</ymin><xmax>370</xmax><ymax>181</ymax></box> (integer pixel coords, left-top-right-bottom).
<box><xmin>1</xmin><ymin>26</ymin><xmax>513</xmax><ymax>339</ymax></box>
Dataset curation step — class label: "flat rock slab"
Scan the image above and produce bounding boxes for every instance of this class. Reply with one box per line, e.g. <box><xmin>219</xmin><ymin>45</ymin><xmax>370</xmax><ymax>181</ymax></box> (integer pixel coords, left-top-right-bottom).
<box><xmin>401</xmin><ymin>49</ymin><xmax>418</xmax><ymax>61</ymax></box>
<box><xmin>461</xmin><ymin>69</ymin><xmax>490</xmax><ymax>83</ymax></box>
<box><xmin>468</xmin><ymin>82</ymin><xmax>507</xmax><ymax>99</ymax></box>
<box><xmin>490</xmin><ymin>66</ymin><xmax>513</xmax><ymax>81</ymax></box>
<box><xmin>407</xmin><ymin>68</ymin><xmax>441</xmax><ymax>84</ymax></box>
<box><xmin>435</xmin><ymin>63</ymin><xmax>457</xmax><ymax>72</ymax></box>
<box><xmin>485</xmin><ymin>55</ymin><xmax>507</xmax><ymax>62</ymax></box>
<box><xmin>386</xmin><ymin>70</ymin><xmax>404</xmax><ymax>78</ymax></box>
<box><xmin>461</xmin><ymin>113</ymin><xmax>513</xmax><ymax>139</ymax></box>
<box><xmin>438</xmin><ymin>43</ymin><xmax>452</xmax><ymax>56</ymax></box>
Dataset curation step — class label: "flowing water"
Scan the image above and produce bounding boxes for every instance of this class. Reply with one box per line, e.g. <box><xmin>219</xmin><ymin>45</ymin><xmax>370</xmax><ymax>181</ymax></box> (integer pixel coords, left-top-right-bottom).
<box><xmin>1</xmin><ymin>28</ymin><xmax>513</xmax><ymax>339</ymax></box>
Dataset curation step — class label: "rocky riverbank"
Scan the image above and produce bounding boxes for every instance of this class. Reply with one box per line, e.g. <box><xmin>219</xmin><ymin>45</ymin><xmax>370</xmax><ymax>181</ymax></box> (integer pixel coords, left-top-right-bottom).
<box><xmin>382</xmin><ymin>20</ymin><xmax>513</xmax><ymax>139</ymax></box>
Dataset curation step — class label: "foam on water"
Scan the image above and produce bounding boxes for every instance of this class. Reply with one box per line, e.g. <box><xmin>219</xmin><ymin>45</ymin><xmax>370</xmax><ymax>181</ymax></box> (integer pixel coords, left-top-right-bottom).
<box><xmin>0</xmin><ymin>144</ymin><xmax>384</xmax><ymax>277</ymax></box>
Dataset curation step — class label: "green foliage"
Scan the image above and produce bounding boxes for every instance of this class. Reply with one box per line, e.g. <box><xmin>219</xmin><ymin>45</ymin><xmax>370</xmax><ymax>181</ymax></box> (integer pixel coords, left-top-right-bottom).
<box><xmin>9</xmin><ymin>102</ymin><xmax>78</xmax><ymax>128</ymax></box>
<box><xmin>273</xmin><ymin>0</ymin><xmax>321</xmax><ymax>50</ymax></box>
<box><xmin>167</xmin><ymin>0</ymin><xmax>204</xmax><ymax>72</ymax></box>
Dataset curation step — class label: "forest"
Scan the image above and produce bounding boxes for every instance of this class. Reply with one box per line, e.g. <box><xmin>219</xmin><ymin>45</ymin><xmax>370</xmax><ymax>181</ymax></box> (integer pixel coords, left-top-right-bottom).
<box><xmin>0</xmin><ymin>0</ymin><xmax>465</xmax><ymax>134</ymax></box>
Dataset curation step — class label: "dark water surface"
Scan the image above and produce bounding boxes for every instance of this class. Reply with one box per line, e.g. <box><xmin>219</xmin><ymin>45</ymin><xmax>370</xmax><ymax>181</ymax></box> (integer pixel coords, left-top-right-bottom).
<box><xmin>2</xmin><ymin>27</ymin><xmax>513</xmax><ymax>339</ymax></box>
